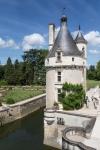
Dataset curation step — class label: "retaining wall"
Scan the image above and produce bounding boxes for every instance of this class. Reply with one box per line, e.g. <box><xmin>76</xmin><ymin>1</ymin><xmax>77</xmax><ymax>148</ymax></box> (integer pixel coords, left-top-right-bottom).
<box><xmin>0</xmin><ymin>94</ymin><xmax>46</xmax><ymax>126</ymax></box>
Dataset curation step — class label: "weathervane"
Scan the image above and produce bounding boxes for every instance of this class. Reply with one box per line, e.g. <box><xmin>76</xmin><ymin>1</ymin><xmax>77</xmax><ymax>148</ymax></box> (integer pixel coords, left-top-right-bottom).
<box><xmin>62</xmin><ymin>7</ymin><xmax>66</xmax><ymax>16</ymax></box>
<box><xmin>78</xmin><ymin>25</ymin><xmax>81</xmax><ymax>31</ymax></box>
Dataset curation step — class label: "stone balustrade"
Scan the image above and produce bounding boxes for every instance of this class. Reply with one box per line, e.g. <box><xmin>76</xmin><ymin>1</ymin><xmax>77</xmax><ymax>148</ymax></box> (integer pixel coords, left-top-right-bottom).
<box><xmin>44</xmin><ymin>108</ymin><xmax>56</xmax><ymax>125</ymax></box>
<box><xmin>62</xmin><ymin>127</ymin><xmax>96</xmax><ymax>150</ymax></box>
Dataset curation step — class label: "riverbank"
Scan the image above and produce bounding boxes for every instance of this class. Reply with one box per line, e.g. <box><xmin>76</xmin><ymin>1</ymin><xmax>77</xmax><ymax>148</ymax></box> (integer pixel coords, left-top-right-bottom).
<box><xmin>0</xmin><ymin>93</ymin><xmax>46</xmax><ymax>126</ymax></box>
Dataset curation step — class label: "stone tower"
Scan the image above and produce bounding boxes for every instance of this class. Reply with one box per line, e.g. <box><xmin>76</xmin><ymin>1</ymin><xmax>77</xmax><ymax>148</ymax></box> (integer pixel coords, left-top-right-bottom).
<box><xmin>45</xmin><ymin>16</ymin><xmax>87</xmax><ymax>108</ymax></box>
<box><xmin>75</xmin><ymin>26</ymin><xmax>87</xmax><ymax>92</ymax></box>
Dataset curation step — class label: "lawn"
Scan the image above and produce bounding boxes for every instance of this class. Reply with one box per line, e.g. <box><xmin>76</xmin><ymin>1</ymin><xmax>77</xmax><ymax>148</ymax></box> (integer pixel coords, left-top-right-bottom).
<box><xmin>1</xmin><ymin>80</ymin><xmax>100</xmax><ymax>104</ymax></box>
<box><xmin>87</xmin><ymin>80</ymin><xmax>100</xmax><ymax>90</ymax></box>
<box><xmin>2</xmin><ymin>86</ymin><xmax>45</xmax><ymax>104</ymax></box>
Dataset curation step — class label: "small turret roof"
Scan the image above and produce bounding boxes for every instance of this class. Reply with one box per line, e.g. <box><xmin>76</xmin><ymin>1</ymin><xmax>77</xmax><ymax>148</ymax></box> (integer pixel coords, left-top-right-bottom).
<box><xmin>75</xmin><ymin>26</ymin><xmax>87</xmax><ymax>44</ymax></box>
<box><xmin>48</xmin><ymin>16</ymin><xmax>82</xmax><ymax>58</ymax></box>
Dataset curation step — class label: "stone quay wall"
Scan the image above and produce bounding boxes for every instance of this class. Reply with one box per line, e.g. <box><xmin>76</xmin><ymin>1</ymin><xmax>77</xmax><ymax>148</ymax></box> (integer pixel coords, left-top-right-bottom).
<box><xmin>0</xmin><ymin>94</ymin><xmax>46</xmax><ymax>126</ymax></box>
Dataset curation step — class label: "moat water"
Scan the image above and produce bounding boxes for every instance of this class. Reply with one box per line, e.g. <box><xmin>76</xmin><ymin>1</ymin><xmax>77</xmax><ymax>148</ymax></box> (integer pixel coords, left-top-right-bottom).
<box><xmin>0</xmin><ymin>109</ymin><xmax>57</xmax><ymax>150</ymax></box>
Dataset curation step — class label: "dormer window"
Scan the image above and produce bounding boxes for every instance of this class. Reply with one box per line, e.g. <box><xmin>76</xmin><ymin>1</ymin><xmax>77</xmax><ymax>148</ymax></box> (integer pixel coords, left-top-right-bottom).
<box><xmin>57</xmin><ymin>52</ymin><xmax>61</xmax><ymax>61</ymax></box>
<box><xmin>56</xmin><ymin>49</ymin><xmax>62</xmax><ymax>62</ymax></box>
<box><xmin>82</xmin><ymin>47</ymin><xmax>85</xmax><ymax>58</ymax></box>
<box><xmin>72</xmin><ymin>57</ymin><xmax>74</xmax><ymax>61</ymax></box>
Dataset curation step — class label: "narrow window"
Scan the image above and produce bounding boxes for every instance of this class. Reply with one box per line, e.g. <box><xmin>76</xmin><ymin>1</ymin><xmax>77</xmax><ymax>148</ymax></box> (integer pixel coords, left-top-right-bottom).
<box><xmin>57</xmin><ymin>71</ymin><xmax>61</xmax><ymax>82</ymax></box>
<box><xmin>72</xmin><ymin>57</ymin><xmax>74</xmax><ymax>61</ymax></box>
<box><xmin>58</xmin><ymin>88</ymin><xmax>61</xmax><ymax>94</ymax></box>
<box><xmin>82</xmin><ymin>47</ymin><xmax>85</xmax><ymax>51</ymax></box>
<box><xmin>58</xmin><ymin>88</ymin><xmax>61</xmax><ymax>100</ymax></box>
<box><xmin>57</xmin><ymin>52</ymin><xmax>61</xmax><ymax>61</ymax></box>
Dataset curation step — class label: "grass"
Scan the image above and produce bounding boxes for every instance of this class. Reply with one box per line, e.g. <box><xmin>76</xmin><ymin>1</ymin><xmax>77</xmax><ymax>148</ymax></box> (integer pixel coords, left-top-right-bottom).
<box><xmin>87</xmin><ymin>80</ymin><xmax>100</xmax><ymax>90</ymax></box>
<box><xmin>2</xmin><ymin>86</ymin><xmax>45</xmax><ymax>104</ymax></box>
<box><xmin>1</xmin><ymin>80</ymin><xmax>100</xmax><ymax>104</ymax></box>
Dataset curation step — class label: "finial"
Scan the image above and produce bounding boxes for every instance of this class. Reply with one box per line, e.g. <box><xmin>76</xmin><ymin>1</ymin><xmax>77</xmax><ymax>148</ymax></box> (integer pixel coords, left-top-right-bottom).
<box><xmin>62</xmin><ymin>7</ymin><xmax>66</xmax><ymax>16</ymax></box>
<box><xmin>78</xmin><ymin>25</ymin><xmax>81</xmax><ymax>31</ymax></box>
<box><xmin>61</xmin><ymin>8</ymin><xmax>67</xmax><ymax>22</ymax></box>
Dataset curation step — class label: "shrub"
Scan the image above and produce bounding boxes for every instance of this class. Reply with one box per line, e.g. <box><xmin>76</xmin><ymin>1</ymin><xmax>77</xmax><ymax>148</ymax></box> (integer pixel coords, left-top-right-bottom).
<box><xmin>6</xmin><ymin>97</ymin><xmax>15</xmax><ymax>104</ymax></box>
<box><xmin>0</xmin><ymin>100</ymin><xmax>2</xmax><ymax>106</ymax></box>
<box><xmin>0</xmin><ymin>80</ymin><xmax>7</xmax><ymax>86</ymax></box>
<box><xmin>59</xmin><ymin>92</ymin><xmax>66</xmax><ymax>102</ymax></box>
<box><xmin>60</xmin><ymin>82</ymin><xmax>85</xmax><ymax>110</ymax></box>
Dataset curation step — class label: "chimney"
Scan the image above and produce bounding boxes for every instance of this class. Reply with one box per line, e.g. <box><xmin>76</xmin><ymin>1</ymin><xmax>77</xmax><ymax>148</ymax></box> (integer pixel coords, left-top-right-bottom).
<box><xmin>48</xmin><ymin>24</ymin><xmax>55</xmax><ymax>51</ymax></box>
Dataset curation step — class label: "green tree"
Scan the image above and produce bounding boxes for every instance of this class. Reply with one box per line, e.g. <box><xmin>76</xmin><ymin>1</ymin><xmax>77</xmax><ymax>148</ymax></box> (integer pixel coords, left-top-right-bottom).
<box><xmin>1</xmin><ymin>49</ymin><xmax>48</xmax><ymax>85</ymax></box>
<box><xmin>96</xmin><ymin>61</ymin><xmax>100</xmax><ymax>80</ymax></box>
<box><xmin>87</xmin><ymin>65</ymin><xmax>96</xmax><ymax>80</ymax></box>
<box><xmin>19</xmin><ymin>62</ymin><xmax>27</xmax><ymax>85</ymax></box>
<box><xmin>5</xmin><ymin>57</ymin><xmax>15</xmax><ymax>85</ymax></box>
<box><xmin>0</xmin><ymin>65</ymin><xmax>5</xmax><ymax>80</ymax></box>
<box><xmin>23</xmin><ymin>49</ymin><xmax>48</xmax><ymax>85</ymax></box>
<box><xmin>13</xmin><ymin>59</ymin><xmax>21</xmax><ymax>85</ymax></box>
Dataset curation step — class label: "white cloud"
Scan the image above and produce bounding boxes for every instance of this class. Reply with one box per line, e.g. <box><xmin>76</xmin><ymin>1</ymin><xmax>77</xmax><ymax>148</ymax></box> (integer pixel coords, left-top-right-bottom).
<box><xmin>71</xmin><ymin>30</ymin><xmax>79</xmax><ymax>39</ymax></box>
<box><xmin>22</xmin><ymin>33</ymin><xmax>45</xmax><ymax>51</ymax></box>
<box><xmin>83</xmin><ymin>31</ymin><xmax>100</xmax><ymax>55</ymax></box>
<box><xmin>89</xmin><ymin>49</ymin><xmax>100</xmax><ymax>54</ymax></box>
<box><xmin>0</xmin><ymin>38</ymin><xmax>6</xmax><ymax>47</ymax></box>
<box><xmin>0</xmin><ymin>37</ymin><xmax>19</xmax><ymax>49</ymax></box>
<box><xmin>6</xmin><ymin>39</ymin><xmax>19</xmax><ymax>49</ymax></box>
<box><xmin>85</xmin><ymin>31</ymin><xmax>100</xmax><ymax>46</ymax></box>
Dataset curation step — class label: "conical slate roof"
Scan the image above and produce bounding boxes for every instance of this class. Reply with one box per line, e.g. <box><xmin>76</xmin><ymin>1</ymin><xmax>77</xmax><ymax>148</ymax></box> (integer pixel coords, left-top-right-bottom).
<box><xmin>48</xmin><ymin>16</ymin><xmax>82</xmax><ymax>58</ymax></box>
<box><xmin>75</xmin><ymin>27</ymin><xmax>87</xmax><ymax>44</ymax></box>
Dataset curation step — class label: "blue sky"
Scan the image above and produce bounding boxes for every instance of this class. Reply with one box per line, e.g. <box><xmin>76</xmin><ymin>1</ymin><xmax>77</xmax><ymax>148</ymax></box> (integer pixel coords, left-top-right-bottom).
<box><xmin>0</xmin><ymin>0</ymin><xmax>100</xmax><ymax>65</ymax></box>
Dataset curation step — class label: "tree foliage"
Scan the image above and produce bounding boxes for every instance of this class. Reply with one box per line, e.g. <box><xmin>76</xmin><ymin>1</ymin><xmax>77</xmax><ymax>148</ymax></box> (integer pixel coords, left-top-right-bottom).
<box><xmin>0</xmin><ymin>65</ymin><xmax>5</xmax><ymax>80</ymax></box>
<box><xmin>87</xmin><ymin>61</ymin><xmax>100</xmax><ymax>81</ymax></box>
<box><xmin>0</xmin><ymin>49</ymin><xmax>48</xmax><ymax>85</ymax></box>
<box><xmin>4</xmin><ymin>57</ymin><xmax>15</xmax><ymax>85</ymax></box>
<box><xmin>22</xmin><ymin>49</ymin><xmax>47</xmax><ymax>85</ymax></box>
<box><xmin>96</xmin><ymin>61</ymin><xmax>100</xmax><ymax>80</ymax></box>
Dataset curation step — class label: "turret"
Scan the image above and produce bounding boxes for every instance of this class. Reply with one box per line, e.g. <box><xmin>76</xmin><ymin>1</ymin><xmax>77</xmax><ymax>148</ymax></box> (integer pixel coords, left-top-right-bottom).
<box><xmin>45</xmin><ymin>16</ymin><xmax>87</xmax><ymax>108</ymax></box>
<box><xmin>75</xmin><ymin>25</ymin><xmax>87</xmax><ymax>59</ymax></box>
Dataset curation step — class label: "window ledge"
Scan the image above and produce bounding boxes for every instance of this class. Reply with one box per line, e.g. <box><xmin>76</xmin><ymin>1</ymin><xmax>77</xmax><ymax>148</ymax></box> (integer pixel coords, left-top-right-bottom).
<box><xmin>55</xmin><ymin>82</ymin><xmax>63</xmax><ymax>85</ymax></box>
<box><xmin>56</xmin><ymin>60</ymin><xmax>62</xmax><ymax>63</ymax></box>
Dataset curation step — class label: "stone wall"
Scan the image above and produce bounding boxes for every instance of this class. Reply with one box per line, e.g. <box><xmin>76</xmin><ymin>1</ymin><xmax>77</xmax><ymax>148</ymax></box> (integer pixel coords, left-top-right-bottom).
<box><xmin>0</xmin><ymin>94</ymin><xmax>46</xmax><ymax>126</ymax></box>
<box><xmin>46</xmin><ymin>67</ymin><xmax>85</xmax><ymax>108</ymax></box>
<box><xmin>45</xmin><ymin>56</ymin><xmax>85</xmax><ymax>67</ymax></box>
